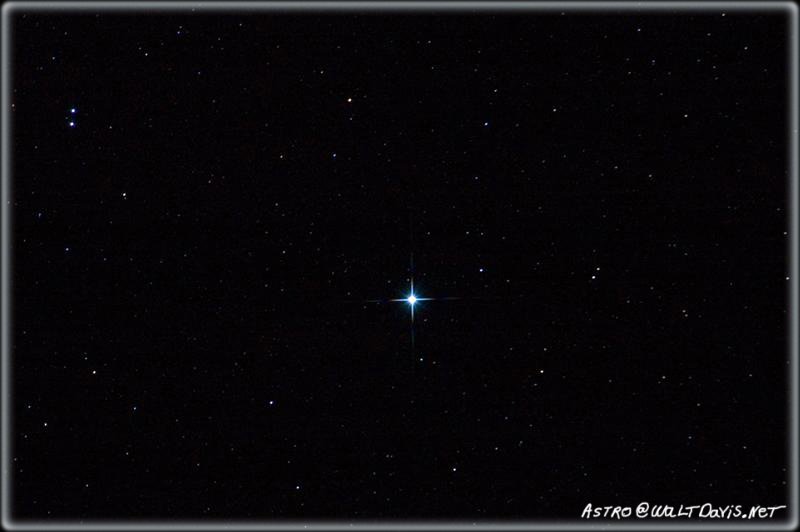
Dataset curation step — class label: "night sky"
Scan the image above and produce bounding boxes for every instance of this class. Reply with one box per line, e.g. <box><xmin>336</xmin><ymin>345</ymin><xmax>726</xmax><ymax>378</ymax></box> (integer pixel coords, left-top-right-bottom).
<box><xmin>6</xmin><ymin>4</ymin><xmax>793</xmax><ymax>523</ymax></box>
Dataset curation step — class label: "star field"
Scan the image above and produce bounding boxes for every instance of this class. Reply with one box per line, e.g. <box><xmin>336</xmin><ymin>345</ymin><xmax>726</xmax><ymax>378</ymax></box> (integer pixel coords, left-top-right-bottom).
<box><xmin>6</xmin><ymin>5</ymin><xmax>793</xmax><ymax>522</ymax></box>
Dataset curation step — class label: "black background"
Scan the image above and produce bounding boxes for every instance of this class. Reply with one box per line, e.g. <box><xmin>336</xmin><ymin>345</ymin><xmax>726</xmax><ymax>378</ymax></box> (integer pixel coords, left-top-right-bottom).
<box><xmin>8</xmin><ymin>6</ymin><xmax>791</xmax><ymax>520</ymax></box>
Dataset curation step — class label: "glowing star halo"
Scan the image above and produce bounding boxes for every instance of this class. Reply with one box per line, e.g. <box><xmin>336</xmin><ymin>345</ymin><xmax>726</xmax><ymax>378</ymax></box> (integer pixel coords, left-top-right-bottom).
<box><xmin>365</xmin><ymin>279</ymin><xmax>460</xmax><ymax>356</ymax></box>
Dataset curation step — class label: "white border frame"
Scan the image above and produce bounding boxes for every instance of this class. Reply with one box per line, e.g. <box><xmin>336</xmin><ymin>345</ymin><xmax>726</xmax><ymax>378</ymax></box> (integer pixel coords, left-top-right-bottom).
<box><xmin>1</xmin><ymin>2</ymin><xmax>797</xmax><ymax>530</ymax></box>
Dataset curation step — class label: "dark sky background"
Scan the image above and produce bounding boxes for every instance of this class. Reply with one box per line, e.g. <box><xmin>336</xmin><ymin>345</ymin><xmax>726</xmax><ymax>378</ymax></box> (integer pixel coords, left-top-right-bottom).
<box><xmin>7</xmin><ymin>5</ymin><xmax>793</xmax><ymax>522</ymax></box>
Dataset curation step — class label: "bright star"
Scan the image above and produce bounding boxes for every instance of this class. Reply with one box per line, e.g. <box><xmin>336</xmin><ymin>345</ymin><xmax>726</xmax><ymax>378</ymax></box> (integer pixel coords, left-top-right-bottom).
<box><xmin>407</xmin><ymin>295</ymin><xmax>417</xmax><ymax>305</ymax></box>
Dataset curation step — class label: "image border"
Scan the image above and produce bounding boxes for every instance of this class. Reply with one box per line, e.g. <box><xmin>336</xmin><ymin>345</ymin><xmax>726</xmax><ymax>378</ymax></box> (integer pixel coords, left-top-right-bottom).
<box><xmin>1</xmin><ymin>1</ymin><xmax>797</xmax><ymax>530</ymax></box>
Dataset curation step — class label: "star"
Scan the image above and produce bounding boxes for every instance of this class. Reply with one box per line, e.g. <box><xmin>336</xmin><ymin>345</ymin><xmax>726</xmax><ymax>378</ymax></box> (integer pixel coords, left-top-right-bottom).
<box><xmin>389</xmin><ymin>289</ymin><xmax>429</xmax><ymax>312</ymax></box>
